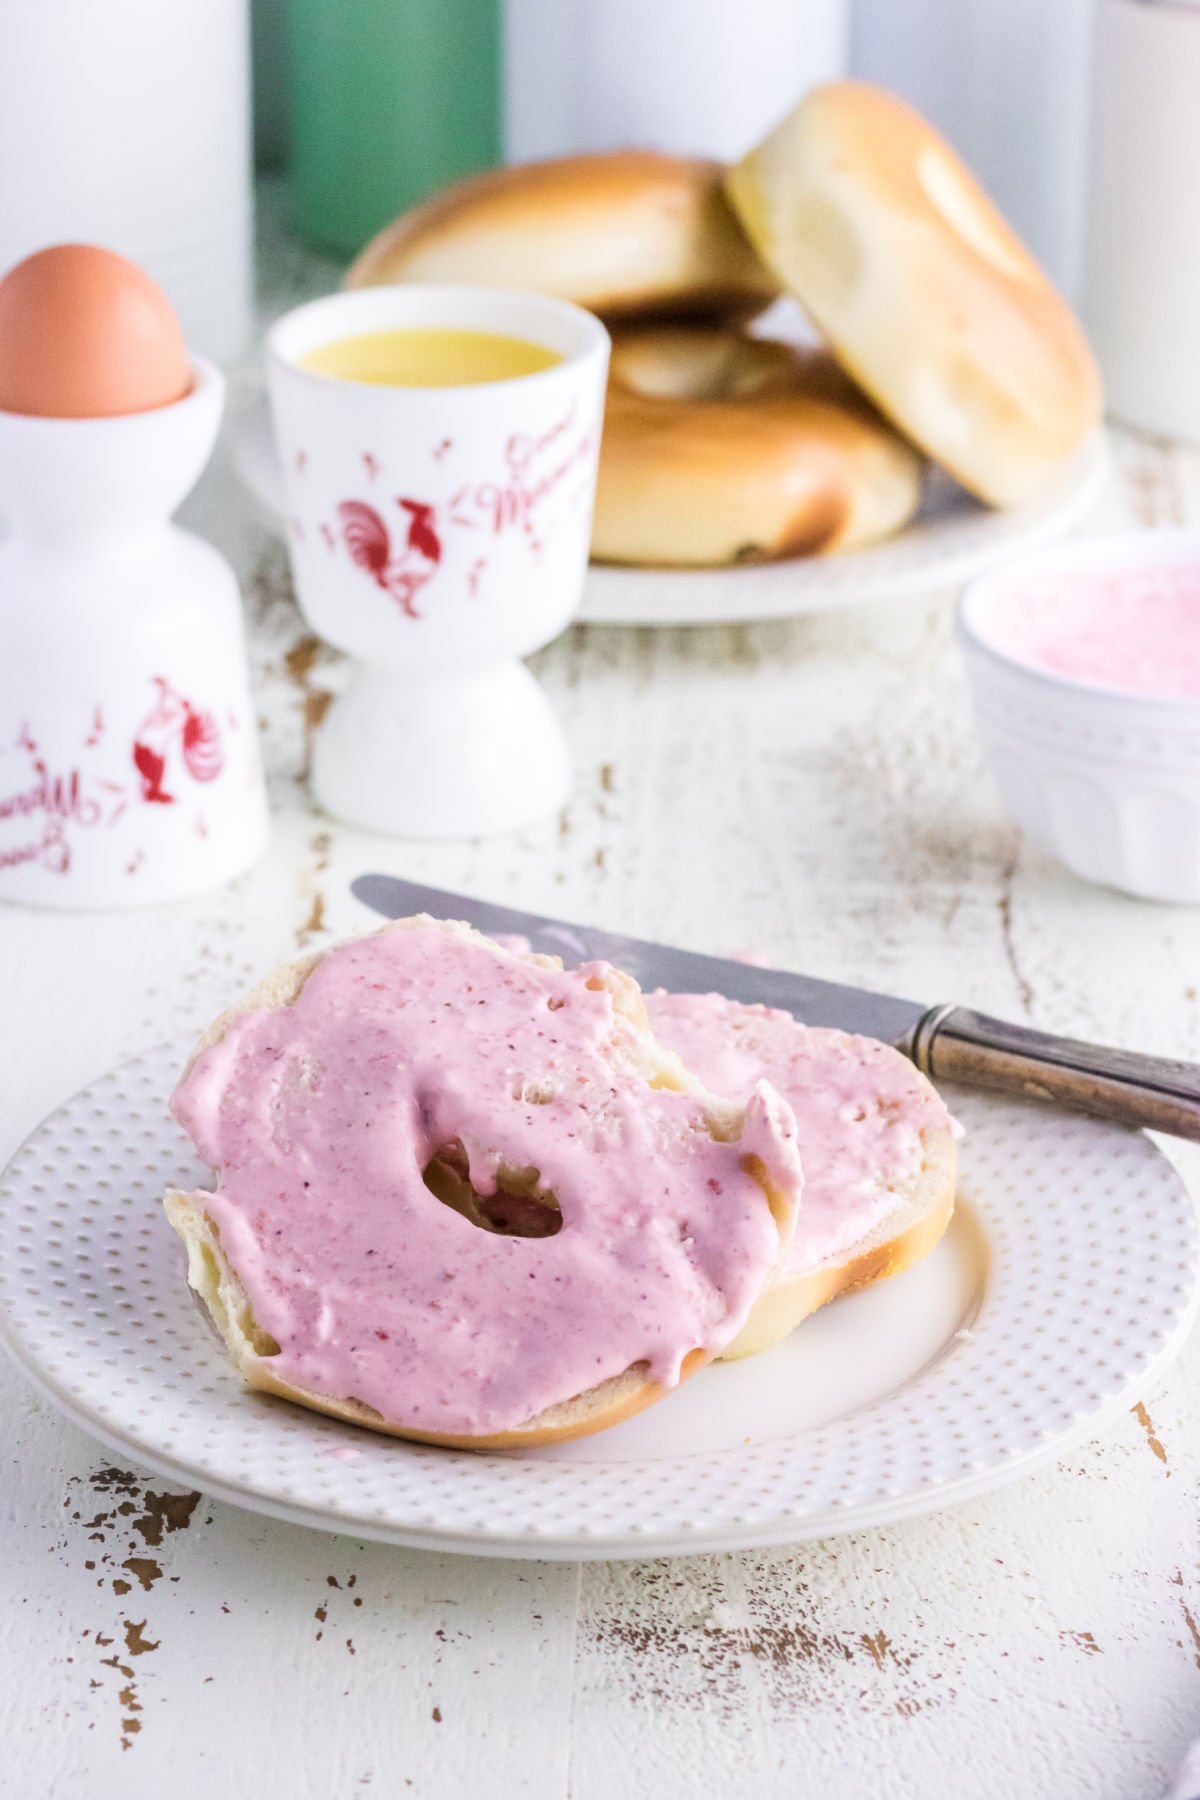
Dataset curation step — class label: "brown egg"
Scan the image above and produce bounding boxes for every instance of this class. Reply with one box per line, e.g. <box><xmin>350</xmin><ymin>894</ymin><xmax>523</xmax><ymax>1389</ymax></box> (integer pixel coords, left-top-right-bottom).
<box><xmin>0</xmin><ymin>243</ymin><xmax>191</xmax><ymax>418</ymax></box>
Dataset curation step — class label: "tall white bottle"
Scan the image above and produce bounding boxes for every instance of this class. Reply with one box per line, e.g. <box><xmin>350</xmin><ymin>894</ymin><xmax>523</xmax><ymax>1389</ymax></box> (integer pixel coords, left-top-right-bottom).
<box><xmin>504</xmin><ymin>0</ymin><xmax>848</xmax><ymax>165</ymax></box>
<box><xmin>851</xmin><ymin>0</ymin><xmax>1093</xmax><ymax>300</ymax></box>
<box><xmin>1083</xmin><ymin>0</ymin><xmax>1200</xmax><ymax>441</ymax></box>
<box><xmin>0</xmin><ymin>0</ymin><xmax>253</xmax><ymax>362</ymax></box>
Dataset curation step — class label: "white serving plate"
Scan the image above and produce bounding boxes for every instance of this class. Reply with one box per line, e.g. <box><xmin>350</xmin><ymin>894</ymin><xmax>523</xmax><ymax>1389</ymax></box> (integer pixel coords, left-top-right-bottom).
<box><xmin>232</xmin><ymin>383</ymin><xmax>1108</xmax><ymax>628</ymax></box>
<box><xmin>1</xmin><ymin>1052</ymin><xmax>1194</xmax><ymax>1560</ymax></box>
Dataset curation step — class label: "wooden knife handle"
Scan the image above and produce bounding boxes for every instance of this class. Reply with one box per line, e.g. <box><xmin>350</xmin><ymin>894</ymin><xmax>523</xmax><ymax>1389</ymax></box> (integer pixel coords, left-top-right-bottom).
<box><xmin>911</xmin><ymin>1004</ymin><xmax>1200</xmax><ymax>1140</ymax></box>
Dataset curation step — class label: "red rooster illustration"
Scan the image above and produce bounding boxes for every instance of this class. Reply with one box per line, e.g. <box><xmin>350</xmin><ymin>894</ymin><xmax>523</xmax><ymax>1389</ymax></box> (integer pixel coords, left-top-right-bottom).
<box><xmin>132</xmin><ymin>677</ymin><xmax>224</xmax><ymax>805</ymax></box>
<box><xmin>337</xmin><ymin>496</ymin><xmax>442</xmax><ymax>619</ymax></box>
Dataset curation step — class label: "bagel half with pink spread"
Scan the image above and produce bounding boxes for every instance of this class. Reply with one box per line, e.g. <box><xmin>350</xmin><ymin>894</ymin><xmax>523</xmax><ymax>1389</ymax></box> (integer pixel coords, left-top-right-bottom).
<box><xmin>646</xmin><ymin>992</ymin><xmax>958</xmax><ymax>1358</ymax></box>
<box><xmin>165</xmin><ymin>918</ymin><xmax>802</xmax><ymax>1449</ymax></box>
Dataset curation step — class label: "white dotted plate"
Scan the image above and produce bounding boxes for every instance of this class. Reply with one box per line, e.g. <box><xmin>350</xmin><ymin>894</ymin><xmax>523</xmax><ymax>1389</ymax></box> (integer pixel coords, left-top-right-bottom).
<box><xmin>0</xmin><ymin>1052</ymin><xmax>1196</xmax><ymax>1560</ymax></box>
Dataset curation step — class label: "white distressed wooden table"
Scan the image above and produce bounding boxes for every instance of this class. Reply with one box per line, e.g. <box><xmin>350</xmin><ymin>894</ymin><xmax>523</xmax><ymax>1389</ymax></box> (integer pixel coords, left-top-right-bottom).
<box><xmin>3</xmin><ymin>212</ymin><xmax>1200</xmax><ymax>1800</ymax></box>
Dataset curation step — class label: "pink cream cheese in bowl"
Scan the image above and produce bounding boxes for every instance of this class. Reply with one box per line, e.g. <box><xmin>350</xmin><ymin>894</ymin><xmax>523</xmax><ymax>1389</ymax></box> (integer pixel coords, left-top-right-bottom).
<box><xmin>959</xmin><ymin>530</ymin><xmax>1200</xmax><ymax>901</ymax></box>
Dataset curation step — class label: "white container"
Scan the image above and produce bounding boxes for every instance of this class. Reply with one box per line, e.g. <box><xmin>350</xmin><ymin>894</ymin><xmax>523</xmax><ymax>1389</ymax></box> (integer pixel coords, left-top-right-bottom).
<box><xmin>504</xmin><ymin>0</ymin><xmax>847</xmax><ymax>164</ymax></box>
<box><xmin>1083</xmin><ymin>0</ymin><xmax>1200</xmax><ymax>441</ymax></box>
<box><xmin>851</xmin><ymin>0</ymin><xmax>1093</xmax><ymax>298</ymax></box>
<box><xmin>960</xmin><ymin>532</ymin><xmax>1200</xmax><ymax>903</ymax></box>
<box><xmin>266</xmin><ymin>285</ymin><xmax>610</xmax><ymax>840</ymax></box>
<box><xmin>0</xmin><ymin>0</ymin><xmax>252</xmax><ymax>363</ymax></box>
<box><xmin>0</xmin><ymin>360</ymin><xmax>269</xmax><ymax>908</ymax></box>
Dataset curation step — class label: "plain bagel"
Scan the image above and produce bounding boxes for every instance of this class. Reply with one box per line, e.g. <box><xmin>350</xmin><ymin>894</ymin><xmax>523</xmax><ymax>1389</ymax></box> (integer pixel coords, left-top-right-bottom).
<box><xmin>165</xmin><ymin>918</ymin><xmax>801</xmax><ymax>1450</ymax></box>
<box><xmin>591</xmin><ymin>325</ymin><xmax>924</xmax><ymax>566</ymax></box>
<box><xmin>345</xmin><ymin>151</ymin><xmax>778</xmax><ymax>320</ymax></box>
<box><xmin>726</xmin><ymin>82</ymin><xmax>1102</xmax><ymax>507</ymax></box>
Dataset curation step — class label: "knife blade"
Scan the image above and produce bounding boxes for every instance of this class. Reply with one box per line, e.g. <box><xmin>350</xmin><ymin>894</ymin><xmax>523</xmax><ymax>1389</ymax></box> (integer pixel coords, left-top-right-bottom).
<box><xmin>351</xmin><ymin>872</ymin><xmax>923</xmax><ymax>1045</ymax></box>
<box><xmin>350</xmin><ymin>873</ymin><xmax>1200</xmax><ymax>1141</ymax></box>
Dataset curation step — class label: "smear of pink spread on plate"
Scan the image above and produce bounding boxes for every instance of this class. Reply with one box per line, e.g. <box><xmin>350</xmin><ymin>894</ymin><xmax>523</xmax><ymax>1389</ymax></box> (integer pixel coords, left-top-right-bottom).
<box><xmin>647</xmin><ymin>992</ymin><xmax>954</xmax><ymax>1272</ymax></box>
<box><xmin>170</xmin><ymin>925</ymin><xmax>801</xmax><ymax>1438</ymax></box>
<box><xmin>980</xmin><ymin>563</ymin><xmax>1200</xmax><ymax>696</ymax></box>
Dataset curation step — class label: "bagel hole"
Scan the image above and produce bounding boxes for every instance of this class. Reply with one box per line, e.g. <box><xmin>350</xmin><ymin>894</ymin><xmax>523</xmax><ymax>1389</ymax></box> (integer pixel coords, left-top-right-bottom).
<box><xmin>916</xmin><ymin>146</ymin><xmax>1031</xmax><ymax>283</ymax></box>
<box><xmin>422</xmin><ymin>1138</ymin><xmax>563</xmax><ymax>1238</ymax></box>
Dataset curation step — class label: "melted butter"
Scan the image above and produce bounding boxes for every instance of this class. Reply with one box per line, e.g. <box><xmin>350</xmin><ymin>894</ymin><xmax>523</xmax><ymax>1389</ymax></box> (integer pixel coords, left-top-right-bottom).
<box><xmin>298</xmin><ymin>328</ymin><xmax>562</xmax><ymax>388</ymax></box>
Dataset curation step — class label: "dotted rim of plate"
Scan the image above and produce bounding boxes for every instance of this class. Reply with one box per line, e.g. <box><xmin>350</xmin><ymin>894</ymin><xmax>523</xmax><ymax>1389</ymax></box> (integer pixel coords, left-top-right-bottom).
<box><xmin>0</xmin><ymin>1046</ymin><xmax>1195</xmax><ymax>1560</ymax></box>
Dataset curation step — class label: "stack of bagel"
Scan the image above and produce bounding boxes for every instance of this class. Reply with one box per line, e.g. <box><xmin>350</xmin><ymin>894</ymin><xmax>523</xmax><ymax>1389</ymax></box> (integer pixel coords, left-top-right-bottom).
<box><xmin>346</xmin><ymin>83</ymin><xmax>1102</xmax><ymax>571</ymax></box>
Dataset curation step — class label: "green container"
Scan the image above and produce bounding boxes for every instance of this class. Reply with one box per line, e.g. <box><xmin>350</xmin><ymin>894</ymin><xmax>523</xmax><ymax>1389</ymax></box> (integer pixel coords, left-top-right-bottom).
<box><xmin>287</xmin><ymin>0</ymin><xmax>501</xmax><ymax>260</ymax></box>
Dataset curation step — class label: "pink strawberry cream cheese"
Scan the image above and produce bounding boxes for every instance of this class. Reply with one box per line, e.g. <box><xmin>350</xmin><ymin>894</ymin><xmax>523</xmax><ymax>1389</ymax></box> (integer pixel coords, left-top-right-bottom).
<box><xmin>977</xmin><ymin>562</ymin><xmax>1200</xmax><ymax>697</ymax></box>
<box><xmin>647</xmin><ymin>993</ymin><xmax>955</xmax><ymax>1273</ymax></box>
<box><xmin>169</xmin><ymin>923</ymin><xmax>802</xmax><ymax>1439</ymax></box>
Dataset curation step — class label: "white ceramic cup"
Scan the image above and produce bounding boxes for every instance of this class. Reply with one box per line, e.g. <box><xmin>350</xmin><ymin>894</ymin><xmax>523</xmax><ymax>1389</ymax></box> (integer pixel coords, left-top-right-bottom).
<box><xmin>960</xmin><ymin>531</ymin><xmax>1200</xmax><ymax>903</ymax></box>
<box><xmin>0</xmin><ymin>358</ymin><xmax>268</xmax><ymax>909</ymax></box>
<box><xmin>1083</xmin><ymin>0</ymin><xmax>1200</xmax><ymax>440</ymax></box>
<box><xmin>266</xmin><ymin>285</ymin><xmax>610</xmax><ymax>839</ymax></box>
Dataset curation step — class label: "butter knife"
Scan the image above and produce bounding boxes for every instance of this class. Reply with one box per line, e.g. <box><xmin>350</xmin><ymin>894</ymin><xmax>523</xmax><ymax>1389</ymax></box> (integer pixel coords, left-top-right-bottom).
<box><xmin>351</xmin><ymin>874</ymin><xmax>1200</xmax><ymax>1141</ymax></box>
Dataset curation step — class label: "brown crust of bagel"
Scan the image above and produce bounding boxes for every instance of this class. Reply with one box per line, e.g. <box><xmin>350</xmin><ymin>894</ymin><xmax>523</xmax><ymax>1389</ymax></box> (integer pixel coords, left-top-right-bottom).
<box><xmin>246</xmin><ymin>1350</ymin><xmax>713</xmax><ymax>1451</ymax></box>
<box><xmin>726</xmin><ymin>82</ymin><xmax>1101</xmax><ymax>507</ymax></box>
<box><xmin>719</xmin><ymin>1122</ymin><xmax>957</xmax><ymax>1359</ymax></box>
<box><xmin>165</xmin><ymin>917</ymin><xmax>795</xmax><ymax>1449</ymax></box>
<box><xmin>166</xmin><ymin>1182</ymin><xmax>714</xmax><ymax>1447</ymax></box>
<box><xmin>592</xmin><ymin>326</ymin><xmax>923</xmax><ymax>565</ymax></box>
<box><xmin>344</xmin><ymin>152</ymin><xmax>779</xmax><ymax>321</ymax></box>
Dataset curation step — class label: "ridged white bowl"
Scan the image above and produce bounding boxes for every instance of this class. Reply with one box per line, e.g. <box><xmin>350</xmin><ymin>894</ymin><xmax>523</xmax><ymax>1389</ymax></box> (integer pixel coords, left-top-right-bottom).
<box><xmin>960</xmin><ymin>531</ymin><xmax>1200</xmax><ymax>903</ymax></box>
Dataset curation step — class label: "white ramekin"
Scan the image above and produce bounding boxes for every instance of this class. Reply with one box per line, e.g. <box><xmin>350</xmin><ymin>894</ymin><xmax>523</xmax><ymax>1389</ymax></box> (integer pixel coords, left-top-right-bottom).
<box><xmin>959</xmin><ymin>530</ymin><xmax>1200</xmax><ymax>903</ymax></box>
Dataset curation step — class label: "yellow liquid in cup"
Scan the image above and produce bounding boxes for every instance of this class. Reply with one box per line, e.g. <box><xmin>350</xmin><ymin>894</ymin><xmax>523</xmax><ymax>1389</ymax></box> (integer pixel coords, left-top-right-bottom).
<box><xmin>299</xmin><ymin>328</ymin><xmax>562</xmax><ymax>387</ymax></box>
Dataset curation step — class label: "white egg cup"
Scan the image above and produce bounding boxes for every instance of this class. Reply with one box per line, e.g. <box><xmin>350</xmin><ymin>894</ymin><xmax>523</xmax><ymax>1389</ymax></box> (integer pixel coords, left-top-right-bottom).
<box><xmin>266</xmin><ymin>285</ymin><xmax>609</xmax><ymax>839</ymax></box>
<box><xmin>0</xmin><ymin>358</ymin><xmax>268</xmax><ymax>908</ymax></box>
